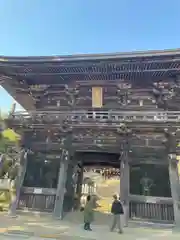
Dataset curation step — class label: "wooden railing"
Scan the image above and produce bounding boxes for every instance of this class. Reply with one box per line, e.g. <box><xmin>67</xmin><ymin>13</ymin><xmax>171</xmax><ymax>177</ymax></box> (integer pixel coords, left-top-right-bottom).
<box><xmin>129</xmin><ymin>194</ymin><xmax>174</xmax><ymax>223</ymax></box>
<box><xmin>10</xmin><ymin>110</ymin><xmax>180</xmax><ymax>123</ymax></box>
<box><xmin>18</xmin><ymin>187</ymin><xmax>56</xmax><ymax>212</ymax></box>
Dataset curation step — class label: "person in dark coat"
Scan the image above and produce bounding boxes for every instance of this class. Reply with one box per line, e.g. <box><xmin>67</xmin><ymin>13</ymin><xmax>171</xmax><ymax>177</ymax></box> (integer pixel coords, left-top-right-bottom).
<box><xmin>110</xmin><ymin>194</ymin><xmax>124</xmax><ymax>234</ymax></box>
<box><xmin>83</xmin><ymin>195</ymin><xmax>94</xmax><ymax>231</ymax></box>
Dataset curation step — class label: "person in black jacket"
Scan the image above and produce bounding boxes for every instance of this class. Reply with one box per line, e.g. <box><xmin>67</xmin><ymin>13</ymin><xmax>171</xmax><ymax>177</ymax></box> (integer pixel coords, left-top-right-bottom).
<box><xmin>110</xmin><ymin>194</ymin><xmax>124</xmax><ymax>234</ymax></box>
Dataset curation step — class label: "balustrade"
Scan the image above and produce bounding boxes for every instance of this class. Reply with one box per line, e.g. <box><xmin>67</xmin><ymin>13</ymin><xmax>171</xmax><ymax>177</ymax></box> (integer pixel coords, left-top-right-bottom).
<box><xmin>10</xmin><ymin>110</ymin><xmax>180</xmax><ymax>124</ymax></box>
<box><xmin>129</xmin><ymin>195</ymin><xmax>174</xmax><ymax>223</ymax></box>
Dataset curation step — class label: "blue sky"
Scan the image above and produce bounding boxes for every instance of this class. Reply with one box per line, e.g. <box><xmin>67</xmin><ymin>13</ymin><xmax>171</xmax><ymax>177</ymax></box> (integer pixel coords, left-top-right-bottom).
<box><xmin>0</xmin><ymin>0</ymin><xmax>180</xmax><ymax>111</ymax></box>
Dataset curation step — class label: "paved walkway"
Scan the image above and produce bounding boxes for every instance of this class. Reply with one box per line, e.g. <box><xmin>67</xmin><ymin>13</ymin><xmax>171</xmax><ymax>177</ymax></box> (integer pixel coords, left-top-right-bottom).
<box><xmin>0</xmin><ymin>212</ymin><xmax>180</xmax><ymax>239</ymax></box>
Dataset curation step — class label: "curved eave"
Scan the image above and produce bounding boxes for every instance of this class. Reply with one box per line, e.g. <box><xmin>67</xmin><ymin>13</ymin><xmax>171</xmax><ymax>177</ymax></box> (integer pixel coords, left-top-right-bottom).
<box><xmin>0</xmin><ymin>48</ymin><xmax>180</xmax><ymax>62</ymax></box>
<box><xmin>1</xmin><ymin>48</ymin><xmax>180</xmax><ymax>111</ymax></box>
<box><xmin>0</xmin><ymin>80</ymin><xmax>35</xmax><ymax>111</ymax></box>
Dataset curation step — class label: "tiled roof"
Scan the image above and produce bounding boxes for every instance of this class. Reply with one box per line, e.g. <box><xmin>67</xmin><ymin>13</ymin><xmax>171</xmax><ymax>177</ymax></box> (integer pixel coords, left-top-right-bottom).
<box><xmin>1</xmin><ymin>48</ymin><xmax>180</xmax><ymax>109</ymax></box>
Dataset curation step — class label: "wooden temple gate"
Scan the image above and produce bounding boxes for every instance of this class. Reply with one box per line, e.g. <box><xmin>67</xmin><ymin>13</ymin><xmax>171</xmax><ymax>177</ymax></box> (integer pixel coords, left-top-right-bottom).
<box><xmin>5</xmin><ymin>110</ymin><xmax>180</xmax><ymax>225</ymax></box>
<box><xmin>2</xmin><ymin>49</ymin><xmax>180</xmax><ymax>225</ymax></box>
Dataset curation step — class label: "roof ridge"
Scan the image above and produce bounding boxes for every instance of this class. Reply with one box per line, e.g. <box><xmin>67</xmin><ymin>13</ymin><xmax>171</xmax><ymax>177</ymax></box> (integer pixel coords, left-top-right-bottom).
<box><xmin>0</xmin><ymin>48</ymin><xmax>180</xmax><ymax>62</ymax></box>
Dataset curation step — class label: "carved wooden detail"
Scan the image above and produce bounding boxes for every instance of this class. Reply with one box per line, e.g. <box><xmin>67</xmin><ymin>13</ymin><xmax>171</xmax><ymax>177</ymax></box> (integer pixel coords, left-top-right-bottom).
<box><xmin>152</xmin><ymin>79</ymin><xmax>180</xmax><ymax>110</ymax></box>
<box><xmin>19</xmin><ymin>77</ymin><xmax>180</xmax><ymax>112</ymax></box>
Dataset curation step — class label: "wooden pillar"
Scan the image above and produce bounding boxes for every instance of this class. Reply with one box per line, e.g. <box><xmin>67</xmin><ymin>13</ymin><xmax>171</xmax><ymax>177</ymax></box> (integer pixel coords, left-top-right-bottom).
<box><xmin>8</xmin><ymin>149</ymin><xmax>28</xmax><ymax>217</ymax></box>
<box><xmin>53</xmin><ymin>149</ymin><xmax>70</xmax><ymax>219</ymax></box>
<box><xmin>120</xmin><ymin>153</ymin><xmax>130</xmax><ymax>226</ymax></box>
<box><xmin>166</xmin><ymin>130</ymin><xmax>180</xmax><ymax>226</ymax></box>
<box><xmin>168</xmin><ymin>154</ymin><xmax>180</xmax><ymax>227</ymax></box>
<box><xmin>63</xmin><ymin>155</ymin><xmax>78</xmax><ymax>212</ymax></box>
<box><xmin>76</xmin><ymin>166</ymin><xmax>84</xmax><ymax>208</ymax></box>
<box><xmin>118</xmin><ymin>126</ymin><xmax>131</xmax><ymax>226</ymax></box>
<box><xmin>53</xmin><ymin>130</ymin><xmax>73</xmax><ymax>219</ymax></box>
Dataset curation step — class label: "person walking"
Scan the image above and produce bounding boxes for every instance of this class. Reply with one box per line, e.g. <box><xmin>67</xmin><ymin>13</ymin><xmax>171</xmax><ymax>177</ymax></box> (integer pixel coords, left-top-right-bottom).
<box><xmin>83</xmin><ymin>195</ymin><xmax>94</xmax><ymax>231</ymax></box>
<box><xmin>110</xmin><ymin>194</ymin><xmax>124</xmax><ymax>234</ymax></box>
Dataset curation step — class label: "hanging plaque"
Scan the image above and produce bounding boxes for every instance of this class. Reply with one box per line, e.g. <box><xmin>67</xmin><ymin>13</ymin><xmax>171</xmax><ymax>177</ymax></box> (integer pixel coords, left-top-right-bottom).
<box><xmin>92</xmin><ymin>87</ymin><xmax>103</xmax><ymax>108</ymax></box>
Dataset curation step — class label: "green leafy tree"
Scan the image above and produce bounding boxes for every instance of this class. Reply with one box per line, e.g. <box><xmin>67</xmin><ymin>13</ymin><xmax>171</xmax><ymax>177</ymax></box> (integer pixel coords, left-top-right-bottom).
<box><xmin>0</xmin><ymin>113</ymin><xmax>19</xmax><ymax>179</ymax></box>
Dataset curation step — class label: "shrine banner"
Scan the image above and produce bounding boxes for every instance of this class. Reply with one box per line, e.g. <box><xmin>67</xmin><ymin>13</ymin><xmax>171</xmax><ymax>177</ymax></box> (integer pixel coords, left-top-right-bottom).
<box><xmin>92</xmin><ymin>87</ymin><xmax>103</xmax><ymax>108</ymax></box>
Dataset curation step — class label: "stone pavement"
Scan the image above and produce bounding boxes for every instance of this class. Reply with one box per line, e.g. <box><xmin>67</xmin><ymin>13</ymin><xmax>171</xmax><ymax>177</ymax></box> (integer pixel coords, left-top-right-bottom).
<box><xmin>0</xmin><ymin>212</ymin><xmax>180</xmax><ymax>239</ymax></box>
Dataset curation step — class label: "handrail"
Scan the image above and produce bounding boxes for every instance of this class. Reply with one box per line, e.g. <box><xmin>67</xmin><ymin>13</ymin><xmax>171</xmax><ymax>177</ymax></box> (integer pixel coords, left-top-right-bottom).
<box><xmin>9</xmin><ymin>110</ymin><xmax>180</xmax><ymax>123</ymax></box>
<box><xmin>12</xmin><ymin>110</ymin><xmax>180</xmax><ymax>115</ymax></box>
<box><xmin>129</xmin><ymin>194</ymin><xmax>173</xmax><ymax>204</ymax></box>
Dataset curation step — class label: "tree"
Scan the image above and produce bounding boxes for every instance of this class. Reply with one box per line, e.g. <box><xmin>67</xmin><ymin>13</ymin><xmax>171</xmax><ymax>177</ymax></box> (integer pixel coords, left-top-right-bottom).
<box><xmin>0</xmin><ymin>113</ymin><xmax>20</xmax><ymax>179</ymax></box>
